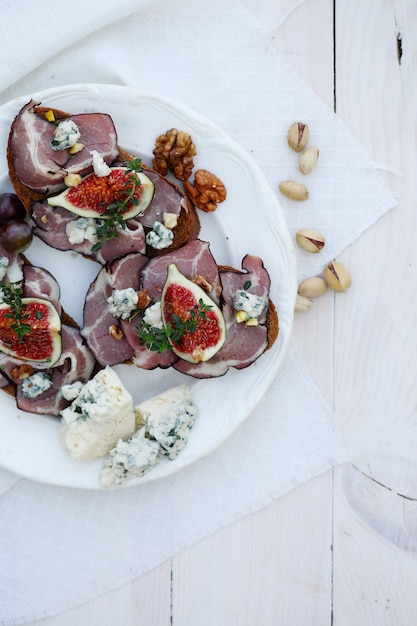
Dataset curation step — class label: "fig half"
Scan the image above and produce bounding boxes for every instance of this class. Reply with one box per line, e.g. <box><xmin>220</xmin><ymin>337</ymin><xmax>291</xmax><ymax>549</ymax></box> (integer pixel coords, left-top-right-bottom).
<box><xmin>47</xmin><ymin>167</ymin><xmax>154</xmax><ymax>219</ymax></box>
<box><xmin>0</xmin><ymin>297</ymin><xmax>62</xmax><ymax>364</ymax></box>
<box><xmin>161</xmin><ymin>264</ymin><xmax>226</xmax><ymax>363</ymax></box>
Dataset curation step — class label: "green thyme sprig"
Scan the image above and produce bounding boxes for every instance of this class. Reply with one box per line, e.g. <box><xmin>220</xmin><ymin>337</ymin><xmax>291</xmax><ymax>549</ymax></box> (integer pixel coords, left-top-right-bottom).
<box><xmin>0</xmin><ymin>281</ymin><xmax>32</xmax><ymax>339</ymax></box>
<box><xmin>91</xmin><ymin>158</ymin><xmax>143</xmax><ymax>252</ymax></box>
<box><xmin>137</xmin><ymin>299</ymin><xmax>212</xmax><ymax>353</ymax></box>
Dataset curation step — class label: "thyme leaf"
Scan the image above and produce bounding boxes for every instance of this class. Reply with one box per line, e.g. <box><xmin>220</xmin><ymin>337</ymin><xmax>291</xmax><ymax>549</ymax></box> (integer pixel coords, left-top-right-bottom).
<box><xmin>90</xmin><ymin>158</ymin><xmax>143</xmax><ymax>252</ymax></box>
<box><xmin>0</xmin><ymin>281</ymin><xmax>31</xmax><ymax>339</ymax></box>
<box><xmin>136</xmin><ymin>299</ymin><xmax>212</xmax><ymax>353</ymax></box>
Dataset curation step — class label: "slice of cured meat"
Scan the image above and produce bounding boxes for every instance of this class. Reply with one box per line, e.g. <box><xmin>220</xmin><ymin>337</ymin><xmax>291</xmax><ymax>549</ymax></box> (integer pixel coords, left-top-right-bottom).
<box><xmin>22</xmin><ymin>264</ymin><xmax>62</xmax><ymax>316</ymax></box>
<box><xmin>81</xmin><ymin>253</ymin><xmax>149</xmax><ymax>366</ymax></box>
<box><xmin>32</xmin><ymin>201</ymin><xmax>146</xmax><ymax>264</ymax></box>
<box><xmin>15</xmin><ymin>324</ymin><xmax>96</xmax><ymax>415</ymax></box>
<box><xmin>138</xmin><ymin>169</ymin><xmax>189</xmax><ymax>228</ymax></box>
<box><xmin>9</xmin><ymin>101</ymin><xmax>119</xmax><ymax>194</ymax></box>
<box><xmin>141</xmin><ymin>239</ymin><xmax>222</xmax><ymax>303</ymax></box>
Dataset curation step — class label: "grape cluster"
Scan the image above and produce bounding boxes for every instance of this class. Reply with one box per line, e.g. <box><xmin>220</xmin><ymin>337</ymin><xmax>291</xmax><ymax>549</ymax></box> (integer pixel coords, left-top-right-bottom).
<box><xmin>0</xmin><ymin>193</ymin><xmax>33</xmax><ymax>254</ymax></box>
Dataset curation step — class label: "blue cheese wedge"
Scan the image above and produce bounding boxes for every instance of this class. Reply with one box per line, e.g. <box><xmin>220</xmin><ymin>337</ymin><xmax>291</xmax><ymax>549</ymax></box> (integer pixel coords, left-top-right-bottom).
<box><xmin>100</xmin><ymin>428</ymin><xmax>160</xmax><ymax>489</ymax></box>
<box><xmin>60</xmin><ymin>367</ymin><xmax>135</xmax><ymax>460</ymax></box>
<box><xmin>135</xmin><ymin>384</ymin><xmax>198</xmax><ymax>460</ymax></box>
<box><xmin>100</xmin><ymin>384</ymin><xmax>198</xmax><ymax>488</ymax></box>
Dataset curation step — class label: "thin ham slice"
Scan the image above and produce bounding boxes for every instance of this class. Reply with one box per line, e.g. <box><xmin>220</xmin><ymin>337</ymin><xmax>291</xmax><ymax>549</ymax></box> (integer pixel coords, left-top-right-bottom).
<box><xmin>22</xmin><ymin>264</ymin><xmax>62</xmax><ymax>316</ymax></box>
<box><xmin>81</xmin><ymin>253</ymin><xmax>149</xmax><ymax>366</ymax></box>
<box><xmin>141</xmin><ymin>239</ymin><xmax>222</xmax><ymax>303</ymax></box>
<box><xmin>32</xmin><ymin>200</ymin><xmax>146</xmax><ymax>263</ymax></box>
<box><xmin>9</xmin><ymin>100</ymin><xmax>119</xmax><ymax>194</ymax></box>
<box><xmin>137</xmin><ymin>169</ymin><xmax>188</xmax><ymax>228</ymax></box>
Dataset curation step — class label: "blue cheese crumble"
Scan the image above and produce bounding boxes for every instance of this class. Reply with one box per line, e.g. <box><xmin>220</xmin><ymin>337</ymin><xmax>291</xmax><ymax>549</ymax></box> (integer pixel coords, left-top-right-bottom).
<box><xmin>60</xmin><ymin>367</ymin><xmax>135</xmax><ymax>460</ymax></box>
<box><xmin>107</xmin><ymin>288</ymin><xmax>138</xmax><ymax>320</ymax></box>
<box><xmin>234</xmin><ymin>289</ymin><xmax>268</xmax><ymax>320</ymax></box>
<box><xmin>50</xmin><ymin>119</ymin><xmax>81</xmax><ymax>151</ymax></box>
<box><xmin>21</xmin><ymin>372</ymin><xmax>53</xmax><ymax>398</ymax></box>
<box><xmin>135</xmin><ymin>384</ymin><xmax>198</xmax><ymax>460</ymax></box>
<box><xmin>0</xmin><ymin>256</ymin><xmax>9</xmax><ymax>281</ymax></box>
<box><xmin>66</xmin><ymin>218</ymin><xmax>98</xmax><ymax>245</ymax></box>
<box><xmin>100</xmin><ymin>427</ymin><xmax>160</xmax><ymax>489</ymax></box>
<box><xmin>145</xmin><ymin>221</ymin><xmax>174</xmax><ymax>250</ymax></box>
<box><xmin>61</xmin><ymin>380</ymin><xmax>83</xmax><ymax>402</ymax></box>
<box><xmin>100</xmin><ymin>384</ymin><xmax>198</xmax><ymax>488</ymax></box>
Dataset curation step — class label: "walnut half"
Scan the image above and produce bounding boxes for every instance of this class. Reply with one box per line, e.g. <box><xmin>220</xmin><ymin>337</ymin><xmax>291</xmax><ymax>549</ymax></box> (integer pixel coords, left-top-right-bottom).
<box><xmin>152</xmin><ymin>128</ymin><xmax>197</xmax><ymax>181</ymax></box>
<box><xmin>184</xmin><ymin>169</ymin><xmax>226</xmax><ymax>212</ymax></box>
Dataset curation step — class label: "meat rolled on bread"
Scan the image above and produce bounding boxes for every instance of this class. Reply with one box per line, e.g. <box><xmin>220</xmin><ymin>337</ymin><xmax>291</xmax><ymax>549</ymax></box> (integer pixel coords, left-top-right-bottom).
<box><xmin>7</xmin><ymin>101</ymin><xmax>200</xmax><ymax>261</ymax></box>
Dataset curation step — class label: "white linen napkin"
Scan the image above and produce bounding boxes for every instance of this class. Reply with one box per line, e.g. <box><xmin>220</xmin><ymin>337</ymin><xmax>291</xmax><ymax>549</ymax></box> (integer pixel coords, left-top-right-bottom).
<box><xmin>0</xmin><ymin>0</ymin><xmax>396</xmax><ymax>622</ymax></box>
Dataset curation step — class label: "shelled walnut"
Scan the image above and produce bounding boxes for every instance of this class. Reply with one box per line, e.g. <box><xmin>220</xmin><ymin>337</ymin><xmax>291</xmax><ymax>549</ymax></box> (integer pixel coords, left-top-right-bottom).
<box><xmin>152</xmin><ymin>128</ymin><xmax>197</xmax><ymax>181</ymax></box>
<box><xmin>184</xmin><ymin>169</ymin><xmax>226</xmax><ymax>212</ymax></box>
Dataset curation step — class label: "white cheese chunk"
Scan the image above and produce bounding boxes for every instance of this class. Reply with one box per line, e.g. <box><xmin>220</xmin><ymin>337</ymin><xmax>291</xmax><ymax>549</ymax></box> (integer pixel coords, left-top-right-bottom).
<box><xmin>60</xmin><ymin>367</ymin><xmax>135</xmax><ymax>460</ymax></box>
<box><xmin>135</xmin><ymin>384</ymin><xmax>198</xmax><ymax>460</ymax></box>
<box><xmin>100</xmin><ymin>427</ymin><xmax>160</xmax><ymax>489</ymax></box>
<box><xmin>142</xmin><ymin>301</ymin><xmax>163</xmax><ymax>329</ymax></box>
<box><xmin>90</xmin><ymin>149</ymin><xmax>112</xmax><ymax>177</ymax></box>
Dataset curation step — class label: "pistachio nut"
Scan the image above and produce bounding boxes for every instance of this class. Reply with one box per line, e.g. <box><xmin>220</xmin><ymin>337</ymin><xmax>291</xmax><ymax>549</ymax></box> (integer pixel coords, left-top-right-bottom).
<box><xmin>295</xmin><ymin>293</ymin><xmax>313</xmax><ymax>312</ymax></box>
<box><xmin>323</xmin><ymin>261</ymin><xmax>351</xmax><ymax>292</ymax></box>
<box><xmin>279</xmin><ymin>180</ymin><xmax>310</xmax><ymax>201</ymax></box>
<box><xmin>68</xmin><ymin>142</ymin><xmax>85</xmax><ymax>155</ymax></box>
<box><xmin>298</xmin><ymin>276</ymin><xmax>327</xmax><ymax>298</ymax></box>
<box><xmin>64</xmin><ymin>173</ymin><xmax>82</xmax><ymax>187</ymax></box>
<box><xmin>299</xmin><ymin>146</ymin><xmax>319</xmax><ymax>175</ymax></box>
<box><xmin>296</xmin><ymin>228</ymin><xmax>326</xmax><ymax>253</ymax></box>
<box><xmin>287</xmin><ymin>122</ymin><xmax>310</xmax><ymax>152</ymax></box>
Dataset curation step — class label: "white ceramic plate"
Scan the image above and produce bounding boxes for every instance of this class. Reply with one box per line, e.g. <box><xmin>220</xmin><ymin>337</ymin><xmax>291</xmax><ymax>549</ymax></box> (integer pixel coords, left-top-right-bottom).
<box><xmin>0</xmin><ymin>84</ymin><xmax>296</xmax><ymax>489</ymax></box>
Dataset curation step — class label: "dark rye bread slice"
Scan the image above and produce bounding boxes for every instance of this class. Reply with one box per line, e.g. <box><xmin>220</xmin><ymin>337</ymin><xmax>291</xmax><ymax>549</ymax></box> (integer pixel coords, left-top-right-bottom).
<box><xmin>218</xmin><ymin>264</ymin><xmax>279</xmax><ymax>351</ymax></box>
<box><xmin>7</xmin><ymin>105</ymin><xmax>200</xmax><ymax>257</ymax></box>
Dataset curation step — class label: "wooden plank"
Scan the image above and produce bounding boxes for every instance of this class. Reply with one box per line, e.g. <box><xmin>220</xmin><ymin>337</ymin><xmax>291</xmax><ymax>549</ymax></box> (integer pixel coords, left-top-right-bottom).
<box><xmin>23</xmin><ymin>563</ymin><xmax>172</xmax><ymax>626</ymax></box>
<box><xmin>333</xmin><ymin>0</ymin><xmax>417</xmax><ymax>622</ymax></box>
<box><xmin>173</xmin><ymin>471</ymin><xmax>333</xmax><ymax>626</ymax></box>
<box><xmin>333</xmin><ymin>465</ymin><xmax>417</xmax><ymax>624</ymax></box>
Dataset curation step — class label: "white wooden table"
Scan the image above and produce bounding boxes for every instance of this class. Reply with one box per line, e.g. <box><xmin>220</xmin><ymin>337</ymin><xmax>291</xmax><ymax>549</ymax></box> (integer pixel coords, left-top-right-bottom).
<box><xmin>26</xmin><ymin>1</ymin><xmax>417</xmax><ymax>623</ymax></box>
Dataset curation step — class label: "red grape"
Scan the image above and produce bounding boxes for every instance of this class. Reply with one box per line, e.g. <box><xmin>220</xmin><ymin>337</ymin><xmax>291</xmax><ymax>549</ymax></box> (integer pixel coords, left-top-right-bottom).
<box><xmin>0</xmin><ymin>193</ymin><xmax>26</xmax><ymax>224</ymax></box>
<box><xmin>1</xmin><ymin>220</ymin><xmax>33</xmax><ymax>254</ymax></box>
